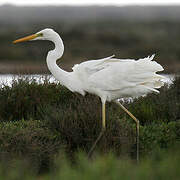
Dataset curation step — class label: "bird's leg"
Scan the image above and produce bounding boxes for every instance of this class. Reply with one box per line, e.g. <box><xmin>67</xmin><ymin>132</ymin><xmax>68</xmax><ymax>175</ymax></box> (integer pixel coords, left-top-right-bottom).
<box><xmin>88</xmin><ymin>102</ymin><xmax>106</xmax><ymax>158</ymax></box>
<box><xmin>115</xmin><ymin>100</ymin><xmax>139</xmax><ymax>163</ymax></box>
<box><xmin>102</xmin><ymin>101</ymin><xmax>106</xmax><ymax>130</ymax></box>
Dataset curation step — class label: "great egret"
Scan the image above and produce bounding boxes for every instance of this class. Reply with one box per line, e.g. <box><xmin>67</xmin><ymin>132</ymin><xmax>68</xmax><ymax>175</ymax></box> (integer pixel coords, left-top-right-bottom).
<box><xmin>13</xmin><ymin>28</ymin><xmax>165</xmax><ymax>161</ymax></box>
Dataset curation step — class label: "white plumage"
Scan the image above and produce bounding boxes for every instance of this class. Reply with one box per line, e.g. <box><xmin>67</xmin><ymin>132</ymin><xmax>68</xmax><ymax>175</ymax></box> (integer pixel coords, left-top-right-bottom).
<box><xmin>72</xmin><ymin>54</ymin><xmax>164</xmax><ymax>102</ymax></box>
<box><xmin>13</xmin><ymin>28</ymin><xmax>165</xmax><ymax>160</ymax></box>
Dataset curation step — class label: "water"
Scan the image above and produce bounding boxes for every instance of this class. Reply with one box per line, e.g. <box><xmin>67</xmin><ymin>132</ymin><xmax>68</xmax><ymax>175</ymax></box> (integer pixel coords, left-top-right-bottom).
<box><xmin>0</xmin><ymin>74</ymin><xmax>174</xmax><ymax>87</ymax></box>
<box><xmin>0</xmin><ymin>74</ymin><xmax>58</xmax><ymax>87</ymax></box>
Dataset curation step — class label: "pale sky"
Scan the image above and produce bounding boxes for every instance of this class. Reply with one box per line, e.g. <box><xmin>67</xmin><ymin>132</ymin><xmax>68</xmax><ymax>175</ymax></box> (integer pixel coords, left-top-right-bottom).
<box><xmin>0</xmin><ymin>0</ymin><xmax>180</xmax><ymax>6</ymax></box>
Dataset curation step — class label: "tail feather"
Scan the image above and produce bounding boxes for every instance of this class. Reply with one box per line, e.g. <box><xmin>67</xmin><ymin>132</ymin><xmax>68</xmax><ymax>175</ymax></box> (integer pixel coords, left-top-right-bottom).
<box><xmin>137</xmin><ymin>54</ymin><xmax>164</xmax><ymax>72</ymax></box>
<box><xmin>143</xmin><ymin>86</ymin><xmax>160</xmax><ymax>93</ymax></box>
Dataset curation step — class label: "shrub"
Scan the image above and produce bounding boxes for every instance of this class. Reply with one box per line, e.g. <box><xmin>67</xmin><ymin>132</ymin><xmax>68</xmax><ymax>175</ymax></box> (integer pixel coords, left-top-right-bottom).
<box><xmin>0</xmin><ymin>77</ymin><xmax>74</xmax><ymax>121</ymax></box>
<box><xmin>128</xmin><ymin>77</ymin><xmax>180</xmax><ymax>124</ymax></box>
<box><xmin>0</xmin><ymin>76</ymin><xmax>180</xmax><ymax>175</ymax></box>
<box><xmin>0</xmin><ymin>120</ymin><xmax>61</xmax><ymax>174</ymax></box>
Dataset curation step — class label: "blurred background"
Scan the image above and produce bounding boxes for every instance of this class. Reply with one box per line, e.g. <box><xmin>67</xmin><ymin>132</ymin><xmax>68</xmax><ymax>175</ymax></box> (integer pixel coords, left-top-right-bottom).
<box><xmin>0</xmin><ymin>0</ymin><xmax>180</xmax><ymax>74</ymax></box>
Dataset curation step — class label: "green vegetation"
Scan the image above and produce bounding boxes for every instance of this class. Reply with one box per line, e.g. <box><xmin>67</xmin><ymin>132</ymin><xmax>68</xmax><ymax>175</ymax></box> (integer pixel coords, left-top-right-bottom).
<box><xmin>1</xmin><ymin>149</ymin><xmax>180</xmax><ymax>179</ymax></box>
<box><xmin>0</xmin><ymin>76</ymin><xmax>180</xmax><ymax>178</ymax></box>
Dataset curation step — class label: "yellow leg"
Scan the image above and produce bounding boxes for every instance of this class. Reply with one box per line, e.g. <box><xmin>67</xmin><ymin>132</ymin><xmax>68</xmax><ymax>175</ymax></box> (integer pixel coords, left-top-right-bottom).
<box><xmin>102</xmin><ymin>102</ymin><xmax>106</xmax><ymax>130</ymax></box>
<box><xmin>88</xmin><ymin>102</ymin><xmax>106</xmax><ymax>158</ymax></box>
<box><xmin>115</xmin><ymin>101</ymin><xmax>139</xmax><ymax>163</ymax></box>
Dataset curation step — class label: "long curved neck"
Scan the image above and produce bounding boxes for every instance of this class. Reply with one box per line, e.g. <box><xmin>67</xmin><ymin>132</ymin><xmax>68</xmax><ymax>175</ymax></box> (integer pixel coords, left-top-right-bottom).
<box><xmin>46</xmin><ymin>33</ymin><xmax>69</xmax><ymax>85</ymax></box>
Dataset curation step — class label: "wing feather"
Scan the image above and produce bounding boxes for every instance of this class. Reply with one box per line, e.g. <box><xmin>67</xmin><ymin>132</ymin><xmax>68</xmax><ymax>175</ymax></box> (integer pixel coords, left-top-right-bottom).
<box><xmin>88</xmin><ymin>55</ymin><xmax>165</xmax><ymax>91</ymax></box>
<box><xmin>72</xmin><ymin>54</ymin><xmax>135</xmax><ymax>77</ymax></box>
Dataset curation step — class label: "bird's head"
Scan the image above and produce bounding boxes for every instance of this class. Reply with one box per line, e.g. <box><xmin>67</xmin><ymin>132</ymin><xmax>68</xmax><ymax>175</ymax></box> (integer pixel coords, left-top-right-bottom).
<box><xmin>13</xmin><ymin>28</ymin><xmax>57</xmax><ymax>44</ymax></box>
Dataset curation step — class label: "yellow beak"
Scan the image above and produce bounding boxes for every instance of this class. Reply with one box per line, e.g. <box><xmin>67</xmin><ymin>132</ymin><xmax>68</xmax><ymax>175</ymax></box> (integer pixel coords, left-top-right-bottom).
<box><xmin>13</xmin><ymin>34</ymin><xmax>38</xmax><ymax>44</ymax></box>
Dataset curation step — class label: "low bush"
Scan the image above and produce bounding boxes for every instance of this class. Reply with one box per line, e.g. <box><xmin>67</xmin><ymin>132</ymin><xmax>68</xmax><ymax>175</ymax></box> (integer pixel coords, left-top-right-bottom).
<box><xmin>0</xmin><ymin>120</ymin><xmax>61</xmax><ymax>174</ymax></box>
<box><xmin>0</xmin><ymin>77</ymin><xmax>74</xmax><ymax>121</ymax></box>
<box><xmin>0</xmin><ymin>76</ymin><xmax>179</xmax><ymax>175</ymax></box>
<box><xmin>128</xmin><ymin>77</ymin><xmax>180</xmax><ymax>125</ymax></box>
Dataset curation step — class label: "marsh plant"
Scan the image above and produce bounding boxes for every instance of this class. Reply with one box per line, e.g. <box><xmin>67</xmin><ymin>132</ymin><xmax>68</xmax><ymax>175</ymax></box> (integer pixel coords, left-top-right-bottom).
<box><xmin>0</xmin><ymin>76</ymin><xmax>180</xmax><ymax>176</ymax></box>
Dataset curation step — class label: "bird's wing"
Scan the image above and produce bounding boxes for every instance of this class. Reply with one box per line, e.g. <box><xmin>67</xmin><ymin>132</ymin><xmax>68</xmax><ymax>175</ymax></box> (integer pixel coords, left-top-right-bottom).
<box><xmin>72</xmin><ymin>55</ymin><xmax>135</xmax><ymax>77</ymax></box>
<box><xmin>72</xmin><ymin>55</ymin><xmax>115</xmax><ymax>74</ymax></box>
<box><xmin>88</xmin><ymin>54</ymin><xmax>165</xmax><ymax>91</ymax></box>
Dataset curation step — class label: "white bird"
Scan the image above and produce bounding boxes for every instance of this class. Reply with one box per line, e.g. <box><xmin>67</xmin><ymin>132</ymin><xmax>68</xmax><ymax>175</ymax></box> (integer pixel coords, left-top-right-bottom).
<box><xmin>13</xmin><ymin>28</ymin><xmax>165</xmax><ymax>161</ymax></box>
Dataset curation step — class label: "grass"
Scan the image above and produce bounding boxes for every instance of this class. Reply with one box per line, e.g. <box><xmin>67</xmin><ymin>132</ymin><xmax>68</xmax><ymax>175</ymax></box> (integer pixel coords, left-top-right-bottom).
<box><xmin>1</xmin><ymin>148</ymin><xmax>180</xmax><ymax>179</ymax></box>
<box><xmin>0</xmin><ymin>76</ymin><xmax>180</xmax><ymax>178</ymax></box>
<box><xmin>46</xmin><ymin>148</ymin><xmax>180</xmax><ymax>180</ymax></box>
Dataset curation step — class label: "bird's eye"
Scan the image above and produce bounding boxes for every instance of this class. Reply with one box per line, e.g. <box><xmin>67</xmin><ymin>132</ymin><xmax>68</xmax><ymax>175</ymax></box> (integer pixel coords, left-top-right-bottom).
<box><xmin>38</xmin><ymin>33</ymin><xmax>43</xmax><ymax>37</ymax></box>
